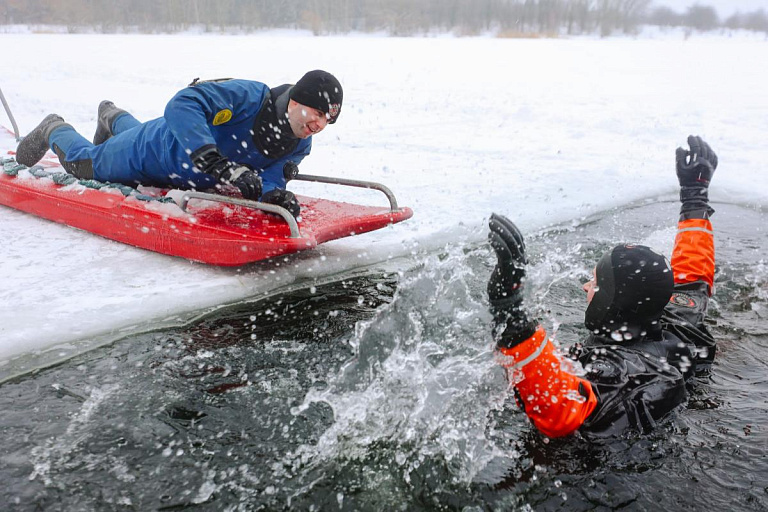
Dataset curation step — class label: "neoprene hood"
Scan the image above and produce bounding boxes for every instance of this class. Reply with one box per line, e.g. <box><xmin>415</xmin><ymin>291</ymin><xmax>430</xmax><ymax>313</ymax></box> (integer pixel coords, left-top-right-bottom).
<box><xmin>584</xmin><ymin>244</ymin><xmax>674</xmax><ymax>340</ymax></box>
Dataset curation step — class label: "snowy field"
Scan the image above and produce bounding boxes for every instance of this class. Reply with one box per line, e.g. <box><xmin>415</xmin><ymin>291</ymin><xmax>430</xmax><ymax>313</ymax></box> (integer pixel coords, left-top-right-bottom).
<box><xmin>1</xmin><ymin>30</ymin><xmax>766</xmax><ymax>377</ymax></box>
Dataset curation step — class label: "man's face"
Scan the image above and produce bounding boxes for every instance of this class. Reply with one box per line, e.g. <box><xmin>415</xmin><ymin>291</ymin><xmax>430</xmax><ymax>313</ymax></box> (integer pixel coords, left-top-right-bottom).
<box><xmin>583</xmin><ymin>267</ymin><xmax>598</xmax><ymax>304</ymax></box>
<box><xmin>287</xmin><ymin>99</ymin><xmax>328</xmax><ymax>139</ymax></box>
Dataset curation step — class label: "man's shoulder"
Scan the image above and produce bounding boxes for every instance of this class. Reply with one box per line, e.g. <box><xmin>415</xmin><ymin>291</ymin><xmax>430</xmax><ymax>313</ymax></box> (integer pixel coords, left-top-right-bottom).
<box><xmin>191</xmin><ymin>78</ymin><xmax>270</xmax><ymax>96</ymax></box>
<box><xmin>226</xmin><ymin>79</ymin><xmax>270</xmax><ymax>94</ymax></box>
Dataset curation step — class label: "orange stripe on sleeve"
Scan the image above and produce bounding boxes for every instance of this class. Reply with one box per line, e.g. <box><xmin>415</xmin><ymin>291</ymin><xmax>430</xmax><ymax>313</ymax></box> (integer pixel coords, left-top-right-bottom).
<box><xmin>498</xmin><ymin>326</ymin><xmax>598</xmax><ymax>438</ymax></box>
<box><xmin>671</xmin><ymin>218</ymin><xmax>715</xmax><ymax>294</ymax></box>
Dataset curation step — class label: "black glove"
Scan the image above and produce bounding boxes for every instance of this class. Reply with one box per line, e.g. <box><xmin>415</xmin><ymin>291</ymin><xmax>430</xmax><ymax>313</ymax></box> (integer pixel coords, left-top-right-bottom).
<box><xmin>283</xmin><ymin>161</ymin><xmax>300</xmax><ymax>182</ymax></box>
<box><xmin>191</xmin><ymin>146</ymin><xmax>263</xmax><ymax>200</ymax></box>
<box><xmin>488</xmin><ymin>214</ymin><xmax>538</xmax><ymax>349</ymax></box>
<box><xmin>261</xmin><ymin>189</ymin><xmax>301</xmax><ymax>219</ymax></box>
<box><xmin>675</xmin><ymin>135</ymin><xmax>717</xmax><ymax>220</ymax></box>
<box><xmin>231</xmin><ymin>170</ymin><xmax>262</xmax><ymax>200</ymax></box>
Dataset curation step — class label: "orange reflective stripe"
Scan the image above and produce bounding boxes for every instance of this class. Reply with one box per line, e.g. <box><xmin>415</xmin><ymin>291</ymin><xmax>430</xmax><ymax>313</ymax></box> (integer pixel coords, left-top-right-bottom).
<box><xmin>498</xmin><ymin>326</ymin><xmax>598</xmax><ymax>438</ymax></box>
<box><xmin>671</xmin><ymin>218</ymin><xmax>714</xmax><ymax>293</ymax></box>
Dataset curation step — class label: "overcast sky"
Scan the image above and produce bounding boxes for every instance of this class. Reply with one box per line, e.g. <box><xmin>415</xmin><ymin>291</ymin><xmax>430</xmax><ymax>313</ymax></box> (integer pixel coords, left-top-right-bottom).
<box><xmin>653</xmin><ymin>0</ymin><xmax>768</xmax><ymax>17</ymax></box>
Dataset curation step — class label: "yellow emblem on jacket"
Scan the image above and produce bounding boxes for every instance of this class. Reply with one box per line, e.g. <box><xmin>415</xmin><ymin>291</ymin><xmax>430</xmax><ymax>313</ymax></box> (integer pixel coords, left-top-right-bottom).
<box><xmin>213</xmin><ymin>109</ymin><xmax>233</xmax><ymax>126</ymax></box>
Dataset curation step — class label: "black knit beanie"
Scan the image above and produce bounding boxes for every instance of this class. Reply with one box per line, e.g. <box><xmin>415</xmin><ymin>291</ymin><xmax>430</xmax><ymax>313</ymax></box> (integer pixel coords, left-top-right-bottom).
<box><xmin>585</xmin><ymin>244</ymin><xmax>674</xmax><ymax>340</ymax></box>
<box><xmin>289</xmin><ymin>70</ymin><xmax>343</xmax><ymax>124</ymax></box>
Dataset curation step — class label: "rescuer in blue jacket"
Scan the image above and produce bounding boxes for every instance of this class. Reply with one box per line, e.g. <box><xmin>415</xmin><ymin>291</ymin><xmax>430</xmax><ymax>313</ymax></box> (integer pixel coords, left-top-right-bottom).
<box><xmin>15</xmin><ymin>70</ymin><xmax>343</xmax><ymax>217</ymax></box>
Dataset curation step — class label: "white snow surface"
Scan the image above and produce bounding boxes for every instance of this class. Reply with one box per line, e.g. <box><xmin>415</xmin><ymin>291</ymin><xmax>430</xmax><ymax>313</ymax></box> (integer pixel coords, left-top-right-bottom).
<box><xmin>1</xmin><ymin>32</ymin><xmax>766</xmax><ymax>373</ymax></box>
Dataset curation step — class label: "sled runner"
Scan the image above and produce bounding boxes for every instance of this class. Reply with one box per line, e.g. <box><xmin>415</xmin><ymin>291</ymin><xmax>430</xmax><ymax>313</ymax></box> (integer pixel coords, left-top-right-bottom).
<box><xmin>0</xmin><ymin>129</ymin><xmax>412</xmax><ymax>266</ymax></box>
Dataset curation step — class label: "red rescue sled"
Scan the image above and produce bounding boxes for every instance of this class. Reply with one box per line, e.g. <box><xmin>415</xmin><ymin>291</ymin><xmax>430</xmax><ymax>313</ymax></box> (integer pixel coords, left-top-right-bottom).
<box><xmin>0</xmin><ymin>141</ymin><xmax>412</xmax><ymax>266</ymax></box>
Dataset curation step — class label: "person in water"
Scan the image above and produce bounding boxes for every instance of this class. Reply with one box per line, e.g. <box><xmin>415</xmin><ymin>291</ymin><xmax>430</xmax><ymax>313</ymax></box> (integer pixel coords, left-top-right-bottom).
<box><xmin>488</xmin><ymin>135</ymin><xmax>717</xmax><ymax>438</ymax></box>
<box><xmin>15</xmin><ymin>70</ymin><xmax>343</xmax><ymax>218</ymax></box>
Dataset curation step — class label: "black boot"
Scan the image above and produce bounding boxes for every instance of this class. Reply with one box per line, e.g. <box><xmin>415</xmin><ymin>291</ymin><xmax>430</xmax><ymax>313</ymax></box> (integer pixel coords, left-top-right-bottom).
<box><xmin>93</xmin><ymin>100</ymin><xmax>127</xmax><ymax>145</ymax></box>
<box><xmin>15</xmin><ymin>114</ymin><xmax>68</xmax><ymax>167</ymax></box>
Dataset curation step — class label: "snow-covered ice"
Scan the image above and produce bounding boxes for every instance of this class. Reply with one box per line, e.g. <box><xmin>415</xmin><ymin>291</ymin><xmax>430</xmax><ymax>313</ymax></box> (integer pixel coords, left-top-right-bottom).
<box><xmin>1</xmin><ymin>31</ymin><xmax>766</xmax><ymax>376</ymax></box>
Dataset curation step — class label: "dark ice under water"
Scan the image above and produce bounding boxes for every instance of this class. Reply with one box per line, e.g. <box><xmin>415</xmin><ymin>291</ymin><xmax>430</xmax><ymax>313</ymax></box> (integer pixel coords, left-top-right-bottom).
<box><xmin>1</xmin><ymin>200</ymin><xmax>767</xmax><ymax>511</ymax></box>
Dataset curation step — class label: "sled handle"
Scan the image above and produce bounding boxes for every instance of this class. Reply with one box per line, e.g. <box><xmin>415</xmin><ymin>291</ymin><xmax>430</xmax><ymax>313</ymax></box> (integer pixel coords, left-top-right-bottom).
<box><xmin>0</xmin><ymin>86</ymin><xmax>21</xmax><ymax>141</ymax></box>
<box><xmin>172</xmin><ymin>191</ymin><xmax>301</xmax><ymax>238</ymax></box>
<box><xmin>293</xmin><ymin>174</ymin><xmax>400</xmax><ymax>211</ymax></box>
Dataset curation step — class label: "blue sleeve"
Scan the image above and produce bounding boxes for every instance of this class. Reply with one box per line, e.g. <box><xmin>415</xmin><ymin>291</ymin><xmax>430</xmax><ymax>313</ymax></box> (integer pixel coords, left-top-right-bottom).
<box><xmin>260</xmin><ymin>138</ymin><xmax>312</xmax><ymax>194</ymax></box>
<box><xmin>163</xmin><ymin>79</ymin><xmax>268</xmax><ymax>155</ymax></box>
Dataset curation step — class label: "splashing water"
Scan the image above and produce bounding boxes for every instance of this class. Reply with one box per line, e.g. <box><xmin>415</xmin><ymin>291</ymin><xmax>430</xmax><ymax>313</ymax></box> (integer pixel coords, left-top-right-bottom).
<box><xmin>288</xmin><ymin>245</ymin><xmax>510</xmax><ymax>497</ymax></box>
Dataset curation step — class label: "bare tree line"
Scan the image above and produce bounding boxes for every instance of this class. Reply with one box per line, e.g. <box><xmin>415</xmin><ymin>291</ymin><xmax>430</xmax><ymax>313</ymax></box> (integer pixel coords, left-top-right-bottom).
<box><xmin>649</xmin><ymin>4</ymin><xmax>768</xmax><ymax>32</ymax></box>
<box><xmin>1</xmin><ymin>0</ymin><xmax>766</xmax><ymax>36</ymax></box>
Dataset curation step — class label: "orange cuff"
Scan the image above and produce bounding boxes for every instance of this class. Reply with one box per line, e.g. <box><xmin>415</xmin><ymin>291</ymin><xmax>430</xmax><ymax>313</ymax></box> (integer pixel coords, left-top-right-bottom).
<box><xmin>498</xmin><ymin>326</ymin><xmax>598</xmax><ymax>438</ymax></box>
<box><xmin>671</xmin><ymin>218</ymin><xmax>715</xmax><ymax>293</ymax></box>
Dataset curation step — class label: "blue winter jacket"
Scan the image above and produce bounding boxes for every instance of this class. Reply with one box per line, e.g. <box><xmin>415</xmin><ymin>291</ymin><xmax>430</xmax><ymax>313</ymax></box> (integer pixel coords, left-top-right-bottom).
<box><xmin>82</xmin><ymin>80</ymin><xmax>312</xmax><ymax>194</ymax></box>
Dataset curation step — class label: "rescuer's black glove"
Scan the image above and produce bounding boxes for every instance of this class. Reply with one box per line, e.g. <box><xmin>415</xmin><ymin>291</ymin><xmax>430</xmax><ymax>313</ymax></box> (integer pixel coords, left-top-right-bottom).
<box><xmin>261</xmin><ymin>189</ymin><xmax>301</xmax><ymax>219</ymax></box>
<box><xmin>230</xmin><ymin>170</ymin><xmax>263</xmax><ymax>201</ymax></box>
<box><xmin>191</xmin><ymin>146</ymin><xmax>263</xmax><ymax>200</ymax></box>
<box><xmin>488</xmin><ymin>214</ymin><xmax>538</xmax><ymax>349</ymax></box>
<box><xmin>675</xmin><ymin>135</ymin><xmax>717</xmax><ymax>220</ymax></box>
<box><xmin>283</xmin><ymin>161</ymin><xmax>300</xmax><ymax>182</ymax></box>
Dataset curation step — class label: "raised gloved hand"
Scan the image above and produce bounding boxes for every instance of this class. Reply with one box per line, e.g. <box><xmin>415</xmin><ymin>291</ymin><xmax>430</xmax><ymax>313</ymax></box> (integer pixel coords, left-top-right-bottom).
<box><xmin>488</xmin><ymin>214</ymin><xmax>538</xmax><ymax>349</ymax></box>
<box><xmin>261</xmin><ymin>189</ymin><xmax>301</xmax><ymax>219</ymax></box>
<box><xmin>191</xmin><ymin>146</ymin><xmax>263</xmax><ymax>200</ymax></box>
<box><xmin>675</xmin><ymin>135</ymin><xmax>717</xmax><ymax>220</ymax></box>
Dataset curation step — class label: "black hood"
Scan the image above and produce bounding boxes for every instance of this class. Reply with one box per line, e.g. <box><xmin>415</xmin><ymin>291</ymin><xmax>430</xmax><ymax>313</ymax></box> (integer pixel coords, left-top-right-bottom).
<box><xmin>585</xmin><ymin>244</ymin><xmax>673</xmax><ymax>341</ymax></box>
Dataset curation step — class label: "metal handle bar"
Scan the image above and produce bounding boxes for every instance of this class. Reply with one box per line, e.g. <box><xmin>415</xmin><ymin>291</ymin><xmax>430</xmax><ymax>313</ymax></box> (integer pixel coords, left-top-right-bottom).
<box><xmin>293</xmin><ymin>174</ymin><xmax>400</xmax><ymax>211</ymax></box>
<box><xmin>0</xmin><ymin>86</ymin><xmax>21</xmax><ymax>141</ymax></box>
<box><xmin>171</xmin><ymin>191</ymin><xmax>301</xmax><ymax>238</ymax></box>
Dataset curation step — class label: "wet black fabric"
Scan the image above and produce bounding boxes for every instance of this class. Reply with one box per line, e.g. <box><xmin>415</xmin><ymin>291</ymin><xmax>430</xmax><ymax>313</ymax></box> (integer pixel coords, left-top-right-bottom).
<box><xmin>572</xmin><ymin>345</ymin><xmax>687</xmax><ymax>439</ymax></box>
<box><xmin>661</xmin><ymin>280</ymin><xmax>717</xmax><ymax>372</ymax></box>
<box><xmin>585</xmin><ymin>245</ymin><xmax>674</xmax><ymax>339</ymax></box>
<box><xmin>585</xmin><ymin>278</ymin><xmax>715</xmax><ymax>376</ymax></box>
<box><xmin>586</xmin><ymin>329</ymin><xmax>694</xmax><ymax>377</ymax></box>
<box><xmin>575</xmin><ymin>273</ymin><xmax>715</xmax><ymax>437</ymax></box>
<box><xmin>680</xmin><ymin>186</ymin><xmax>715</xmax><ymax>220</ymax></box>
<box><xmin>487</xmin><ymin>213</ymin><xmax>538</xmax><ymax>348</ymax></box>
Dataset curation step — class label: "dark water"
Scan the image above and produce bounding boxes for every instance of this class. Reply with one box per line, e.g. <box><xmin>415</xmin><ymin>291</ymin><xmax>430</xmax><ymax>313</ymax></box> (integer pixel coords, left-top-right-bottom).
<box><xmin>1</xmin><ymin>200</ymin><xmax>767</xmax><ymax>511</ymax></box>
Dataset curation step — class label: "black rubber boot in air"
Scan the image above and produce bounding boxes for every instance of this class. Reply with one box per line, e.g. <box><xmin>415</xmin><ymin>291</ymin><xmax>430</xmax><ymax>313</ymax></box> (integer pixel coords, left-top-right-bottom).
<box><xmin>93</xmin><ymin>100</ymin><xmax>127</xmax><ymax>145</ymax></box>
